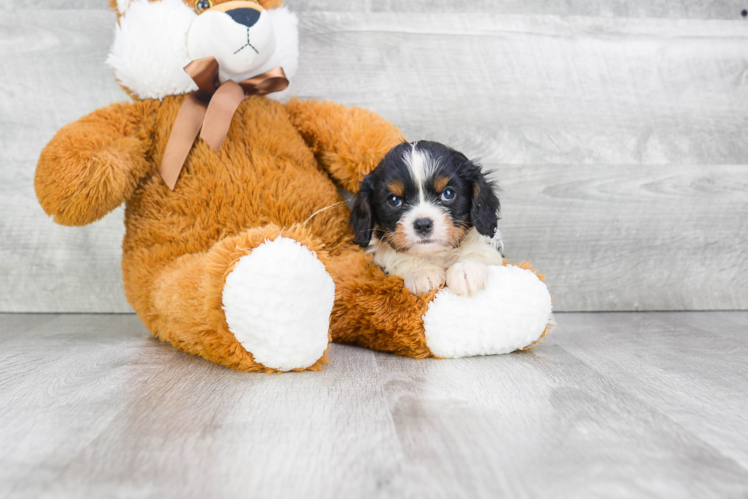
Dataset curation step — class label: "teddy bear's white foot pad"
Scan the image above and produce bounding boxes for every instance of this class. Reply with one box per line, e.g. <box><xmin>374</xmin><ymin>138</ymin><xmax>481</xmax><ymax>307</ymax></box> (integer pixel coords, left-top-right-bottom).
<box><xmin>423</xmin><ymin>265</ymin><xmax>552</xmax><ymax>358</ymax></box>
<box><xmin>222</xmin><ymin>237</ymin><xmax>334</xmax><ymax>371</ymax></box>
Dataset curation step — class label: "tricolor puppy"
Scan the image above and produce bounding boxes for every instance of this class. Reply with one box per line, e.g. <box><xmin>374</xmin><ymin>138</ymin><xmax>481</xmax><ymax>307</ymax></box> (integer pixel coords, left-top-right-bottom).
<box><xmin>351</xmin><ymin>141</ymin><xmax>503</xmax><ymax>296</ymax></box>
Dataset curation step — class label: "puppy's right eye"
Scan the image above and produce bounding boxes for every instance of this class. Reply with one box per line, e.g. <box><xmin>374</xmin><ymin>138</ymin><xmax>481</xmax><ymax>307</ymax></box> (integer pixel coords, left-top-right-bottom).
<box><xmin>387</xmin><ymin>195</ymin><xmax>402</xmax><ymax>208</ymax></box>
<box><xmin>440</xmin><ymin>187</ymin><xmax>456</xmax><ymax>202</ymax></box>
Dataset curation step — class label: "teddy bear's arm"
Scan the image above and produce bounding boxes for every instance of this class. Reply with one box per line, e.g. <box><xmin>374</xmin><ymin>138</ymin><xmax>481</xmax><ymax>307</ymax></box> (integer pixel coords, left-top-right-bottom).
<box><xmin>284</xmin><ymin>98</ymin><xmax>405</xmax><ymax>193</ymax></box>
<box><xmin>35</xmin><ymin>100</ymin><xmax>159</xmax><ymax>226</ymax></box>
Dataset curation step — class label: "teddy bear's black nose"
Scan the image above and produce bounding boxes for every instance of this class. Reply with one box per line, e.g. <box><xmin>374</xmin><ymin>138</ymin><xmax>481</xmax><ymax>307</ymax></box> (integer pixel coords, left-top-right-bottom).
<box><xmin>226</xmin><ymin>8</ymin><xmax>261</xmax><ymax>27</ymax></box>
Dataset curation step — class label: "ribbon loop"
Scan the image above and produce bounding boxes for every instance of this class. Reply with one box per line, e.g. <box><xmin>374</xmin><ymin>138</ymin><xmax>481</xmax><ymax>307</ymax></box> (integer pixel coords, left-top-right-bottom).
<box><xmin>184</xmin><ymin>57</ymin><xmax>221</xmax><ymax>99</ymax></box>
<box><xmin>160</xmin><ymin>58</ymin><xmax>289</xmax><ymax>190</ymax></box>
<box><xmin>239</xmin><ymin>67</ymin><xmax>290</xmax><ymax>96</ymax></box>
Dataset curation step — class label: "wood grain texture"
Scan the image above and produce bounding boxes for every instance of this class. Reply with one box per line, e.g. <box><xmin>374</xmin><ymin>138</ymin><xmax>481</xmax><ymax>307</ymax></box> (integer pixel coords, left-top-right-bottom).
<box><xmin>296</xmin><ymin>14</ymin><xmax>748</xmax><ymax>165</ymax></box>
<box><xmin>283</xmin><ymin>0</ymin><xmax>748</xmax><ymax>19</ymax></box>
<box><xmin>5</xmin><ymin>0</ymin><xmax>748</xmax><ymax>19</ymax></box>
<box><xmin>0</xmin><ymin>9</ymin><xmax>132</xmax><ymax>312</ymax></box>
<box><xmin>1</xmin><ymin>311</ymin><xmax>747</xmax><ymax>497</ymax></box>
<box><xmin>496</xmin><ymin>165</ymin><xmax>748</xmax><ymax>311</ymax></box>
<box><xmin>1</xmin><ymin>9</ymin><xmax>747</xmax><ymax>312</ymax></box>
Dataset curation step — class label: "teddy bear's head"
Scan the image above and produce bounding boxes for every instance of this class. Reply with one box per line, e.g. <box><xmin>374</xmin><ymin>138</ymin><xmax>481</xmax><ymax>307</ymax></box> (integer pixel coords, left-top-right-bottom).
<box><xmin>107</xmin><ymin>0</ymin><xmax>298</xmax><ymax>100</ymax></box>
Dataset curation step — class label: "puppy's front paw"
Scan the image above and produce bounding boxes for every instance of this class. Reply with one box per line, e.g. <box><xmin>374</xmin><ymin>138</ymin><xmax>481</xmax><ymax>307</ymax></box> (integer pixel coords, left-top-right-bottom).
<box><xmin>447</xmin><ymin>261</ymin><xmax>489</xmax><ymax>296</ymax></box>
<box><xmin>404</xmin><ymin>268</ymin><xmax>446</xmax><ymax>296</ymax></box>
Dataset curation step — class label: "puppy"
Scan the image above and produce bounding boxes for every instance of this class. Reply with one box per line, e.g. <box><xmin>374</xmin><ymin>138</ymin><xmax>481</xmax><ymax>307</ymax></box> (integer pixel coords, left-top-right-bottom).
<box><xmin>350</xmin><ymin>141</ymin><xmax>503</xmax><ymax>296</ymax></box>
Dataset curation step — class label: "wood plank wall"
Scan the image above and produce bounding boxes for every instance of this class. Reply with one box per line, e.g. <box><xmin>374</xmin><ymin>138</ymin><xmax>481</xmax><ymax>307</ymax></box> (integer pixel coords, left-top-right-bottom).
<box><xmin>1</xmin><ymin>1</ymin><xmax>746</xmax><ymax>312</ymax></box>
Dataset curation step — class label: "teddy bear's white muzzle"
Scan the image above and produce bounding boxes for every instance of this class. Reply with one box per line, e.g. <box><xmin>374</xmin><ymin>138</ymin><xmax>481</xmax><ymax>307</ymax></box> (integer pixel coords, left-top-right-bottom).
<box><xmin>187</xmin><ymin>8</ymin><xmax>276</xmax><ymax>79</ymax></box>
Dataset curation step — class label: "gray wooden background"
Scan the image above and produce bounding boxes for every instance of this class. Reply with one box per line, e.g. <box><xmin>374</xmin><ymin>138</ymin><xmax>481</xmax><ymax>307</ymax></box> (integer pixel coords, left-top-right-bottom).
<box><xmin>1</xmin><ymin>1</ymin><xmax>747</xmax><ymax>313</ymax></box>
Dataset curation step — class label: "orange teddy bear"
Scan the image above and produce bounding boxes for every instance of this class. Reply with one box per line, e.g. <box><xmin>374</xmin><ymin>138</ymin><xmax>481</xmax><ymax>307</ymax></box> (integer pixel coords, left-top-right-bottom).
<box><xmin>35</xmin><ymin>0</ymin><xmax>553</xmax><ymax>372</ymax></box>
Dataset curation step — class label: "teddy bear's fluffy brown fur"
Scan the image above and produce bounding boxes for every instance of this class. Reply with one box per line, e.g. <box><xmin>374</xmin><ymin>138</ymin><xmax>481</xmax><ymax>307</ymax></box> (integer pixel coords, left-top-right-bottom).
<box><xmin>36</xmin><ymin>91</ymin><xmax>446</xmax><ymax>371</ymax></box>
<box><xmin>35</xmin><ymin>0</ymin><xmax>551</xmax><ymax>372</ymax></box>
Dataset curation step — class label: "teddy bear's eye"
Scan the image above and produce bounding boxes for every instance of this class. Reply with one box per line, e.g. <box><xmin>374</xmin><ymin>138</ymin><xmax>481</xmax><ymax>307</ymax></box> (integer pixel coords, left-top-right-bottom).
<box><xmin>195</xmin><ymin>0</ymin><xmax>213</xmax><ymax>13</ymax></box>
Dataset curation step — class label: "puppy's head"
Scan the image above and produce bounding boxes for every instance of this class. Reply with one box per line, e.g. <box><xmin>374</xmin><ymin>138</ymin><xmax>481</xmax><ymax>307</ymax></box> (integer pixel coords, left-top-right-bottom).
<box><xmin>351</xmin><ymin>141</ymin><xmax>500</xmax><ymax>254</ymax></box>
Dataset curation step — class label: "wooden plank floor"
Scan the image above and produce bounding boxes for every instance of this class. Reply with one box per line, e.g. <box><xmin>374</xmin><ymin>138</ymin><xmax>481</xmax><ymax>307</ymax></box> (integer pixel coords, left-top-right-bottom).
<box><xmin>1</xmin><ymin>312</ymin><xmax>746</xmax><ymax>497</ymax></box>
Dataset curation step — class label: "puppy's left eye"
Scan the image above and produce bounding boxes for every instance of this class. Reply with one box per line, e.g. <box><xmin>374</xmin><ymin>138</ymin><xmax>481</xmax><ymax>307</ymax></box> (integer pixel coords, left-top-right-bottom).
<box><xmin>440</xmin><ymin>188</ymin><xmax>456</xmax><ymax>202</ymax></box>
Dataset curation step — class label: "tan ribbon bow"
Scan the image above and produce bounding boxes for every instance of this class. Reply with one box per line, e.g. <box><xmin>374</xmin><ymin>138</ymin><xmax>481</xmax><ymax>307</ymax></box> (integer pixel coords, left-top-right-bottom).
<box><xmin>160</xmin><ymin>57</ymin><xmax>289</xmax><ymax>190</ymax></box>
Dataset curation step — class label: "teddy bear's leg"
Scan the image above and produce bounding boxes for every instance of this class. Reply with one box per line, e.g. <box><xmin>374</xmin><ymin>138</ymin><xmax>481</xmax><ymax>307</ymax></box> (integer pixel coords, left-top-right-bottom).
<box><xmin>420</xmin><ymin>263</ymin><xmax>554</xmax><ymax>358</ymax></box>
<box><xmin>147</xmin><ymin>225</ymin><xmax>335</xmax><ymax>372</ymax></box>
<box><xmin>328</xmin><ymin>251</ymin><xmax>437</xmax><ymax>358</ymax></box>
<box><xmin>328</xmin><ymin>251</ymin><xmax>554</xmax><ymax>359</ymax></box>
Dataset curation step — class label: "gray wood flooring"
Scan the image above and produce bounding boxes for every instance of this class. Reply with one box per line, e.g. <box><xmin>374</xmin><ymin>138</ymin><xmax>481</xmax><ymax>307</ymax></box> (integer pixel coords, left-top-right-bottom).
<box><xmin>1</xmin><ymin>312</ymin><xmax>747</xmax><ymax>497</ymax></box>
<box><xmin>1</xmin><ymin>3</ymin><xmax>747</xmax><ymax>313</ymax></box>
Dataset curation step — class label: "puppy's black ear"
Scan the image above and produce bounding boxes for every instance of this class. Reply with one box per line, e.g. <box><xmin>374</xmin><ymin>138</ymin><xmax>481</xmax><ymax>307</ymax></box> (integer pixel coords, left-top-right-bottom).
<box><xmin>467</xmin><ymin>162</ymin><xmax>500</xmax><ymax>237</ymax></box>
<box><xmin>350</xmin><ymin>177</ymin><xmax>376</xmax><ymax>247</ymax></box>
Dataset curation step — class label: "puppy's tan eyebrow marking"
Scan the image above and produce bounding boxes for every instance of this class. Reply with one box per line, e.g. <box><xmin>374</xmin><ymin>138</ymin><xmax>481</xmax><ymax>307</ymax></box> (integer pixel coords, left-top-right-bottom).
<box><xmin>387</xmin><ymin>180</ymin><xmax>404</xmax><ymax>197</ymax></box>
<box><xmin>433</xmin><ymin>176</ymin><xmax>450</xmax><ymax>193</ymax></box>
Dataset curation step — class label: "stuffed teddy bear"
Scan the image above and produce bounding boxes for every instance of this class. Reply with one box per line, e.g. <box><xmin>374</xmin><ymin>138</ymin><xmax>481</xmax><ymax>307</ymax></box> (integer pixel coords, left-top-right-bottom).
<box><xmin>35</xmin><ymin>0</ymin><xmax>553</xmax><ymax>372</ymax></box>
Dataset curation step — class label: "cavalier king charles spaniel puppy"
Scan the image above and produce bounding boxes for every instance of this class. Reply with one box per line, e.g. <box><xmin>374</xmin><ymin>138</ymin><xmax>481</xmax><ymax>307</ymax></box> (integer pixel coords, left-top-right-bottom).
<box><xmin>350</xmin><ymin>141</ymin><xmax>503</xmax><ymax>296</ymax></box>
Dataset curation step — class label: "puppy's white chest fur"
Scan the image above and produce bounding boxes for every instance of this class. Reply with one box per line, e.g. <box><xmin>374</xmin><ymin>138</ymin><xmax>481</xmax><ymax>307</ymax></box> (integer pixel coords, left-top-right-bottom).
<box><xmin>369</xmin><ymin>228</ymin><xmax>503</xmax><ymax>296</ymax></box>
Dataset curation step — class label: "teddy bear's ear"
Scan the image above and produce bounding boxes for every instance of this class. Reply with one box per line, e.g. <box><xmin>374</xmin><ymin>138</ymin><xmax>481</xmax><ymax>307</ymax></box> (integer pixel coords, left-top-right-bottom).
<box><xmin>109</xmin><ymin>0</ymin><xmax>131</xmax><ymax>15</ymax></box>
<box><xmin>106</xmin><ymin>0</ymin><xmax>199</xmax><ymax>100</ymax></box>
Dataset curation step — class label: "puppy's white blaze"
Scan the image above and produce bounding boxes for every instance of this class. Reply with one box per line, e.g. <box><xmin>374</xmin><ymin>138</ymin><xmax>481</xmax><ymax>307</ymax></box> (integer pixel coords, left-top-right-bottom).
<box><xmin>403</xmin><ymin>143</ymin><xmax>436</xmax><ymax>204</ymax></box>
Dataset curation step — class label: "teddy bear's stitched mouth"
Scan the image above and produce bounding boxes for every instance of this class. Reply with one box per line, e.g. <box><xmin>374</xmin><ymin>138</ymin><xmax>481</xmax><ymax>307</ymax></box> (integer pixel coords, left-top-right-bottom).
<box><xmin>234</xmin><ymin>27</ymin><xmax>259</xmax><ymax>55</ymax></box>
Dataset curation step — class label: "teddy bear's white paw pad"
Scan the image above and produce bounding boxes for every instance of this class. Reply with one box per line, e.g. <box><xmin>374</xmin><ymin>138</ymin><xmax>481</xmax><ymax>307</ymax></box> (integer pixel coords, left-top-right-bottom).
<box><xmin>222</xmin><ymin>237</ymin><xmax>334</xmax><ymax>371</ymax></box>
<box><xmin>423</xmin><ymin>265</ymin><xmax>552</xmax><ymax>358</ymax></box>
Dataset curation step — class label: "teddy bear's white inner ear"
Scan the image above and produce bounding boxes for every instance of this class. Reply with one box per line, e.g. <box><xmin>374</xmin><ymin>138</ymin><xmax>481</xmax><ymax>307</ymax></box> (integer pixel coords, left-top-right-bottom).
<box><xmin>116</xmin><ymin>0</ymin><xmax>131</xmax><ymax>14</ymax></box>
<box><xmin>107</xmin><ymin>0</ymin><xmax>199</xmax><ymax>100</ymax></box>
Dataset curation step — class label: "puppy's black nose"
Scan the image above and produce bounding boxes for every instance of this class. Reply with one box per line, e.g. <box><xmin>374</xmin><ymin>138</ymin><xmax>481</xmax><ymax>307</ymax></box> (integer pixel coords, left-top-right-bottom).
<box><xmin>414</xmin><ymin>218</ymin><xmax>434</xmax><ymax>236</ymax></box>
<box><xmin>227</xmin><ymin>8</ymin><xmax>261</xmax><ymax>27</ymax></box>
